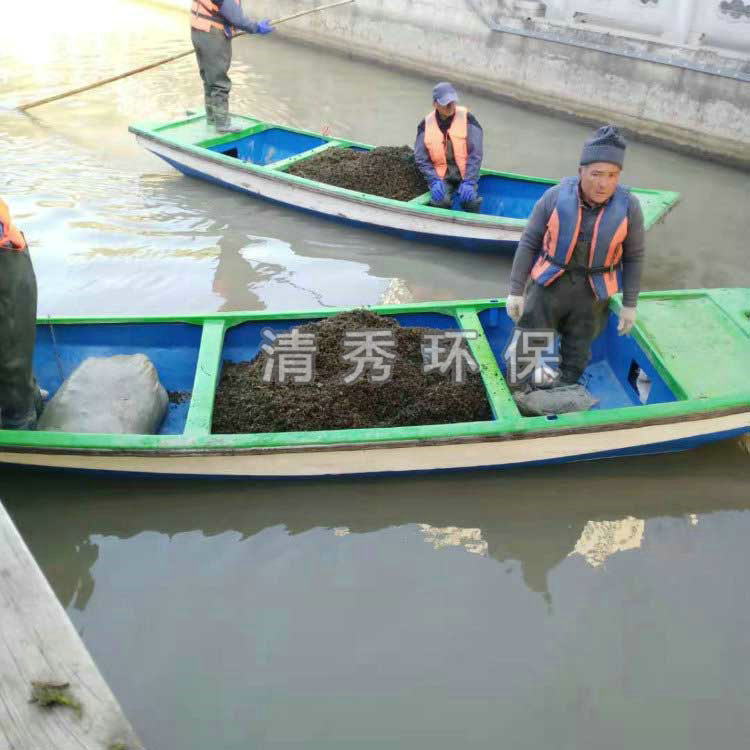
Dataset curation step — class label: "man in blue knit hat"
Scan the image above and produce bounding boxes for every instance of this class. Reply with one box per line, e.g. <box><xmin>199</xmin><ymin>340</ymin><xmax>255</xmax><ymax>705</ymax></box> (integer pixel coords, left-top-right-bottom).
<box><xmin>505</xmin><ymin>125</ymin><xmax>645</xmax><ymax>388</ymax></box>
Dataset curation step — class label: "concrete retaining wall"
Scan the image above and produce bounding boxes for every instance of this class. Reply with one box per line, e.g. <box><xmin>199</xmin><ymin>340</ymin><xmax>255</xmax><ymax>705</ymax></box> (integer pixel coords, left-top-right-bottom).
<box><xmin>541</xmin><ymin>0</ymin><xmax>750</xmax><ymax>51</ymax></box>
<box><xmin>153</xmin><ymin>0</ymin><xmax>750</xmax><ymax>166</ymax></box>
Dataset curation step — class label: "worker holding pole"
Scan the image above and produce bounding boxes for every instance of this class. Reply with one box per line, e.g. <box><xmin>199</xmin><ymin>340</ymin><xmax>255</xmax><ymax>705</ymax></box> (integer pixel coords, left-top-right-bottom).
<box><xmin>16</xmin><ymin>2</ymin><xmax>355</xmax><ymax>116</ymax></box>
<box><xmin>190</xmin><ymin>1</ymin><xmax>274</xmax><ymax>133</ymax></box>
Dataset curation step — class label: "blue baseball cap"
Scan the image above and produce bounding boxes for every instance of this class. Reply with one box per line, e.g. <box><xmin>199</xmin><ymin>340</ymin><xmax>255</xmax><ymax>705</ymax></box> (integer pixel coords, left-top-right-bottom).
<box><xmin>432</xmin><ymin>82</ymin><xmax>458</xmax><ymax>106</ymax></box>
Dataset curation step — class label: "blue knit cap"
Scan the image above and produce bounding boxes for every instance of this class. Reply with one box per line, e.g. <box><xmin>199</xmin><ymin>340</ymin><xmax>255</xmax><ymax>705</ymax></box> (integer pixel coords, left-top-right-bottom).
<box><xmin>580</xmin><ymin>125</ymin><xmax>626</xmax><ymax>168</ymax></box>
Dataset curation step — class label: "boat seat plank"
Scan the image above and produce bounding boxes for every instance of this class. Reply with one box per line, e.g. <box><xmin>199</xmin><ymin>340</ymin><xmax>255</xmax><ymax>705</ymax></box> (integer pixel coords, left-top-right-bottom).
<box><xmin>154</xmin><ymin>113</ymin><xmax>261</xmax><ymax>146</ymax></box>
<box><xmin>183</xmin><ymin>319</ymin><xmax>226</xmax><ymax>438</ymax></box>
<box><xmin>637</xmin><ymin>293</ymin><xmax>750</xmax><ymax>399</ymax></box>
<box><xmin>456</xmin><ymin>308</ymin><xmax>519</xmax><ymax>421</ymax></box>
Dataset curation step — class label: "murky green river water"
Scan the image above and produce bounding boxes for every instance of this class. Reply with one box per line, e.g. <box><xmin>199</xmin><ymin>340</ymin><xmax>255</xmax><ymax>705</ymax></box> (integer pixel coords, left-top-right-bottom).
<box><xmin>2</xmin><ymin>2</ymin><xmax>749</xmax><ymax>748</ymax></box>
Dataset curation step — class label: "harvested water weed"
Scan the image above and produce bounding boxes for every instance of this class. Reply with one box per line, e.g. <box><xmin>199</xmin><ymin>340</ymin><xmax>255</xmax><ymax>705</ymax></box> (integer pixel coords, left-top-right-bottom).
<box><xmin>29</xmin><ymin>681</ymin><xmax>82</xmax><ymax>718</ymax></box>
<box><xmin>287</xmin><ymin>146</ymin><xmax>429</xmax><ymax>201</ymax></box>
<box><xmin>212</xmin><ymin>310</ymin><xmax>491</xmax><ymax>434</ymax></box>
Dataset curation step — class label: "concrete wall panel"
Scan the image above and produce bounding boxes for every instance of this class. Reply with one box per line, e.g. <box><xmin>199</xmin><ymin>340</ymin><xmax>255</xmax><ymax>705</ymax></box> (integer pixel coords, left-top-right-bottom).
<box><xmin>154</xmin><ymin>0</ymin><xmax>750</xmax><ymax>165</ymax></box>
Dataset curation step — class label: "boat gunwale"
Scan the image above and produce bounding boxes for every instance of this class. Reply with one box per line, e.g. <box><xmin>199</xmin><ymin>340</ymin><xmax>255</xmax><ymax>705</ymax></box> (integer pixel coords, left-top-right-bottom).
<box><xmin>129</xmin><ymin>119</ymin><xmax>680</xmax><ymax>232</ymax></box>
<box><xmin>1</xmin><ymin>403</ymin><xmax>747</xmax><ymax>459</ymax></box>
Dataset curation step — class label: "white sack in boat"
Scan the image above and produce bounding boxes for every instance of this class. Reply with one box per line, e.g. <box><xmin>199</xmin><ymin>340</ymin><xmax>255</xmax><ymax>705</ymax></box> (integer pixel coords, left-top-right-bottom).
<box><xmin>38</xmin><ymin>354</ymin><xmax>168</xmax><ymax>434</ymax></box>
<box><xmin>513</xmin><ymin>384</ymin><xmax>598</xmax><ymax>417</ymax></box>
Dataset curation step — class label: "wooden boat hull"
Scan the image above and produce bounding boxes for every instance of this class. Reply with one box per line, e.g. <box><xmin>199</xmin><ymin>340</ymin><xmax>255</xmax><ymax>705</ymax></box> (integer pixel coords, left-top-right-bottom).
<box><xmin>130</xmin><ymin>114</ymin><xmax>680</xmax><ymax>251</ymax></box>
<box><xmin>0</xmin><ymin>289</ymin><xmax>748</xmax><ymax>478</ymax></box>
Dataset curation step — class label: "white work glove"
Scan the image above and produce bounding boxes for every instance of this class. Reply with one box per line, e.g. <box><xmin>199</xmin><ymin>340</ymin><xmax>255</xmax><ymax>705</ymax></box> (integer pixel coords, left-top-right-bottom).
<box><xmin>506</xmin><ymin>294</ymin><xmax>525</xmax><ymax>324</ymax></box>
<box><xmin>618</xmin><ymin>305</ymin><xmax>637</xmax><ymax>336</ymax></box>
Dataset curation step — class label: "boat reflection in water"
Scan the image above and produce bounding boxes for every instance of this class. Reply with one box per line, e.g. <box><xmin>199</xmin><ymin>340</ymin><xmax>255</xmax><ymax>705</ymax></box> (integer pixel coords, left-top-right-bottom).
<box><xmin>5</xmin><ymin>437</ymin><xmax>748</xmax><ymax>610</ymax></box>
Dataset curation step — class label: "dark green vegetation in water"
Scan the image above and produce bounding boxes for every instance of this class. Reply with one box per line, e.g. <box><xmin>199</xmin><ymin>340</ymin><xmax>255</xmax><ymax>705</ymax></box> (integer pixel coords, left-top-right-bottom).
<box><xmin>29</xmin><ymin>681</ymin><xmax>82</xmax><ymax>718</ymax></box>
<box><xmin>286</xmin><ymin>146</ymin><xmax>429</xmax><ymax>201</ymax></box>
<box><xmin>212</xmin><ymin>310</ymin><xmax>491</xmax><ymax>433</ymax></box>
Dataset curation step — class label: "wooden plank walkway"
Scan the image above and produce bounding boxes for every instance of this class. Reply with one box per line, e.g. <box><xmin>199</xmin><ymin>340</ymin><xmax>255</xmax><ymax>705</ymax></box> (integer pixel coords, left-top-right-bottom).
<box><xmin>0</xmin><ymin>501</ymin><xmax>144</xmax><ymax>750</ymax></box>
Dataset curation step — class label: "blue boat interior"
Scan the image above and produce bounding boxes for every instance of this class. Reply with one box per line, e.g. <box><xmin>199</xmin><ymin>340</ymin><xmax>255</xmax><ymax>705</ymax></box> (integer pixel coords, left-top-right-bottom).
<box><xmin>33</xmin><ymin>322</ymin><xmax>203</xmax><ymax>435</ymax></box>
<box><xmin>207</xmin><ymin>128</ymin><xmax>328</xmax><ymax>166</ymax></box>
<box><xmin>478</xmin><ymin>308</ymin><xmax>677</xmax><ymax>410</ymax></box>
<box><xmin>201</xmin><ymin>126</ymin><xmax>556</xmax><ymax>219</ymax></box>
<box><xmin>29</xmin><ymin>307</ymin><xmax>678</xmax><ymax>436</ymax></box>
<box><xmin>476</xmin><ymin>176</ymin><xmax>550</xmax><ymax>219</ymax></box>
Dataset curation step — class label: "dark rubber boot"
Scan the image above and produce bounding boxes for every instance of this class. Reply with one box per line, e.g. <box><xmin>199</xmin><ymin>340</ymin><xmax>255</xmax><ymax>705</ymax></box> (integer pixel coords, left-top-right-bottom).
<box><xmin>204</xmin><ymin>102</ymin><xmax>216</xmax><ymax>127</ymax></box>
<box><xmin>192</xmin><ymin>27</ymin><xmax>232</xmax><ymax>129</ymax></box>
<box><xmin>460</xmin><ymin>196</ymin><xmax>483</xmax><ymax>213</ymax></box>
<box><xmin>428</xmin><ymin>197</ymin><xmax>454</xmax><ymax>209</ymax></box>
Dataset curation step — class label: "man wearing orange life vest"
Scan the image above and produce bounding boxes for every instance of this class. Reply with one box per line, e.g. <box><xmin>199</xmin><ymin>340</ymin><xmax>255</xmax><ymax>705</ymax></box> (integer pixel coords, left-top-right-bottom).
<box><xmin>190</xmin><ymin>0</ymin><xmax>274</xmax><ymax>133</ymax></box>
<box><xmin>414</xmin><ymin>82</ymin><xmax>484</xmax><ymax>213</ymax></box>
<box><xmin>505</xmin><ymin>125</ymin><xmax>645</xmax><ymax>387</ymax></box>
<box><xmin>0</xmin><ymin>198</ymin><xmax>44</xmax><ymax>430</ymax></box>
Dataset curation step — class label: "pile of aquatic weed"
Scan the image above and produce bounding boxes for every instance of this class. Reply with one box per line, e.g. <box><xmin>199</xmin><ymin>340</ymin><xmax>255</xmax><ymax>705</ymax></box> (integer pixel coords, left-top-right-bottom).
<box><xmin>286</xmin><ymin>146</ymin><xmax>429</xmax><ymax>201</ymax></box>
<box><xmin>211</xmin><ymin>310</ymin><xmax>491</xmax><ymax>434</ymax></box>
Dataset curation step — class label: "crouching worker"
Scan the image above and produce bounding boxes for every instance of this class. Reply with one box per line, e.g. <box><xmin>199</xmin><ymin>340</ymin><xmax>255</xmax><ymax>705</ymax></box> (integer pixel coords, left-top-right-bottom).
<box><xmin>505</xmin><ymin>125</ymin><xmax>645</xmax><ymax>388</ymax></box>
<box><xmin>415</xmin><ymin>82</ymin><xmax>483</xmax><ymax>213</ymax></box>
<box><xmin>0</xmin><ymin>198</ymin><xmax>44</xmax><ymax>429</ymax></box>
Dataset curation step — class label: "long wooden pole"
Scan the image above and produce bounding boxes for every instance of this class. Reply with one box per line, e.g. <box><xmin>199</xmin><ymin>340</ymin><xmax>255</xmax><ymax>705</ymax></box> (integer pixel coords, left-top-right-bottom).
<box><xmin>269</xmin><ymin>0</ymin><xmax>354</xmax><ymax>26</ymax></box>
<box><xmin>17</xmin><ymin>0</ymin><xmax>355</xmax><ymax>112</ymax></box>
<box><xmin>18</xmin><ymin>49</ymin><xmax>198</xmax><ymax>111</ymax></box>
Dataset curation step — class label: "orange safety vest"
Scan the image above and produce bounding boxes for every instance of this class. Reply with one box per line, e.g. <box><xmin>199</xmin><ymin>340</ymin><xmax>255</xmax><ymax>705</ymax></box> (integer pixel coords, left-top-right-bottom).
<box><xmin>423</xmin><ymin>106</ymin><xmax>469</xmax><ymax>180</ymax></box>
<box><xmin>190</xmin><ymin>0</ymin><xmax>239</xmax><ymax>35</ymax></box>
<box><xmin>530</xmin><ymin>177</ymin><xmax>629</xmax><ymax>300</ymax></box>
<box><xmin>0</xmin><ymin>199</ymin><xmax>27</xmax><ymax>252</ymax></box>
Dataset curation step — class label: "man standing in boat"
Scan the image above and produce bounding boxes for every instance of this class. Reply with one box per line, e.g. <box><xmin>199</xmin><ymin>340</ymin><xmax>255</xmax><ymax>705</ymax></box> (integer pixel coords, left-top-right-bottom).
<box><xmin>414</xmin><ymin>82</ymin><xmax>484</xmax><ymax>213</ymax></box>
<box><xmin>0</xmin><ymin>198</ymin><xmax>44</xmax><ymax>429</ymax></box>
<box><xmin>190</xmin><ymin>0</ymin><xmax>274</xmax><ymax>133</ymax></box>
<box><xmin>505</xmin><ymin>125</ymin><xmax>645</xmax><ymax>387</ymax></box>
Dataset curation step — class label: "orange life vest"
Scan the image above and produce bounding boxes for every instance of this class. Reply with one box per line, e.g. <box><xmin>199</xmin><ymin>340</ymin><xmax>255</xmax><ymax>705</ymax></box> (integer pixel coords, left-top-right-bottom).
<box><xmin>0</xmin><ymin>199</ymin><xmax>27</xmax><ymax>252</ymax></box>
<box><xmin>423</xmin><ymin>106</ymin><xmax>469</xmax><ymax>180</ymax></box>
<box><xmin>530</xmin><ymin>177</ymin><xmax>629</xmax><ymax>300</ymax></box>
<box><xmin>191</xmin><ymin>0</ymin><xmax>239</xmax><ymax>35</ymax></box>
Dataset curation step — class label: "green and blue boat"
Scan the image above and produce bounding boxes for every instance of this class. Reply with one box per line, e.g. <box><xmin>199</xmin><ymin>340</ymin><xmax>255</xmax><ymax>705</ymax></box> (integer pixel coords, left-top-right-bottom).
<box><xmin>1</xmin><ymin>289</ymin><xmax>748</xmax><ymax>477</ymax></box>
<box><xmin>129</xmin><ymin>113</ymin><xmax>680</xmax><ymax>250</ymax></box>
